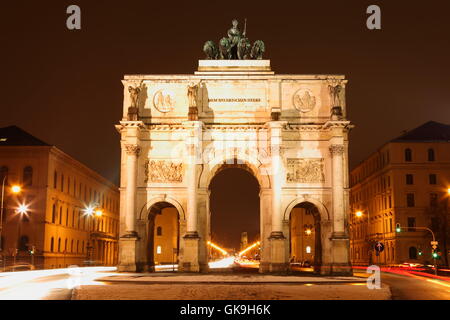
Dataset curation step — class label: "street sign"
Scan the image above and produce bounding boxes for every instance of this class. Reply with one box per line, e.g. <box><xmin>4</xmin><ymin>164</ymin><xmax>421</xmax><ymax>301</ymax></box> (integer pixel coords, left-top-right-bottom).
<box><xmin>374</xmin><ymin>242</ymin><xmax>384</xmax><ymax>253</ymax></box>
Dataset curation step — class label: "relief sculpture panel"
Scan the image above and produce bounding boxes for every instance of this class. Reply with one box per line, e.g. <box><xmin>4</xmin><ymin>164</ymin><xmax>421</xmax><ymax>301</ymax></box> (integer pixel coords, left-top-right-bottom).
<box><xmin>286</xmin><ymin>158</ymin><xmax>325</xmax><ymax>183</ymax></box>
<box><xmin>145</xmin><ymin>160</ymin><xmax>184</xmax><ymax>183</ymax></box>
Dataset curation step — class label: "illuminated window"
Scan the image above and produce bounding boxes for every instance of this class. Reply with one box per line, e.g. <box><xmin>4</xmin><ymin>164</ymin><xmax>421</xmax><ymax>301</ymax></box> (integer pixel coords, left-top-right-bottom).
<box><xmin>306</xmin><ymin>246</ymin><xmax>311</xmax><ymax>254</ymax></box>
<box><xmin>156</xmin><ymin>246</ymin><xmax>162</xmax><ymax>254</ymax></box>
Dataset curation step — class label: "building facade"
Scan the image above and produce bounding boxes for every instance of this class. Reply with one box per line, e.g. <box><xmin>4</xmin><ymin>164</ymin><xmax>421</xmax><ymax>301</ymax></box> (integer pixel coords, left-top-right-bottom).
<box><xmin>0</xmin><ymin>126</ymin><xmax>120</xmax><ymax>269</ymax></box>
<box><xmin>350</xmin><ymin>121</ymin><xmax>450</xmax><ymax>266</ymax></box>
<box><xmin>117</xmin><ymin>59</ymin><xmax>353</xmax><ymax>275</ymax></box>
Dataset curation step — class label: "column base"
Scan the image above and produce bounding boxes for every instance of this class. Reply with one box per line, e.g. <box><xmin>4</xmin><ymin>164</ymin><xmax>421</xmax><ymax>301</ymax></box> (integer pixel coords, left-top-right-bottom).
<box><xmin>329</xmin><ymin>234</ymin><xmax>353</xmax><ymax>276</ymax></box>
<box><xmin>179</xmin><ymin>233</ymin><xmax>202</xmax><ymax>272</ymax></box>
<box><xmin>267</xmin><ymin>233</ymin><xmax>288</xmax><ymax>273</ymax></box>
<box><xmin>117</xmin><ymin>236</ymin><xmax>139</xmax><ymax>272</ymax></box>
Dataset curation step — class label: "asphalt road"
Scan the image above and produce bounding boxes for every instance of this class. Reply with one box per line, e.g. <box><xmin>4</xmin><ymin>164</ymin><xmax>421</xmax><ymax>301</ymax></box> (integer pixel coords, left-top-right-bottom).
<box><xmin>379</xmin><ymin>272</ymin><xmax>450</xmax><ymax>300</ymax></box>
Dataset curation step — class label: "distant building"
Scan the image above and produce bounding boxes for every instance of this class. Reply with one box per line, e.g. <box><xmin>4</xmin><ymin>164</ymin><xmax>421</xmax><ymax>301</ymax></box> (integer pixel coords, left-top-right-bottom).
<box><xmin>0</xmin><ymin>126</ymin><xmax>120</xmax><ymax>269</ymax></box>
<box><xmin>350</xmin><ymin>121</ymin><xmax>450</xmax><ymax>266</ymax></box>
<box><xmin>240</xmin><ymin>232</ymin><xmax>248</xmax><ymax>252</ymax></box>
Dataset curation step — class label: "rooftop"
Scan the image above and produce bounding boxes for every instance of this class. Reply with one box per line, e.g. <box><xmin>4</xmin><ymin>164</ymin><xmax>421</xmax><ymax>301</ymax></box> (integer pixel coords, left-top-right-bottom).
<box><xmin>391</xmin><ymin>121</ymin><xmax>450</xmax><ymax>142</ymax></box>
<box><xmin>0</xmin><ymin>125</ymin><xmax>50</xmax><ymax>146</ymax></box>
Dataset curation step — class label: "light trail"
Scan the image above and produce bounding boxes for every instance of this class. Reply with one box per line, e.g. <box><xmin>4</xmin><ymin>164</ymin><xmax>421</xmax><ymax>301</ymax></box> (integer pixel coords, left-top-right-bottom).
<box><xmin>208</xmin><ymin>257</ymin><xmax>235</xmax><ymax>269</ymax></box>
<box><xmin>207</xmin><ymin>241</ymin><xmax>229</xmax><ymax>256</ymax></box>
<box><xmin>238</xmin><ymin>241</ymin><xmax>260</xmax><ymax>257</ymax></box>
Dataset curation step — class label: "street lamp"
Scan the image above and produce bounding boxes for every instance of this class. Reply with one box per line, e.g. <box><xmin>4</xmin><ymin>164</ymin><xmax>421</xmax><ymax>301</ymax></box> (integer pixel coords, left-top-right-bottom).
<box><xmin>0</xmin><ymin>178</ymin><xmax>22</xmax><ymax>254</ymax></box>
<box><xmin>84</xmin><ymin>203</ymin><xmax>103</xmax><ymax>265</ymax></box>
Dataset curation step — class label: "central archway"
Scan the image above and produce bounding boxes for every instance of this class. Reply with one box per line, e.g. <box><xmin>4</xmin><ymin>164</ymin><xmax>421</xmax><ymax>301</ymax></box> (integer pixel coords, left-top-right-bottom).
<box><xmin>208</xmin><ymin>162</ymin><xmax>261</xmax><ymax>269</ymax></box>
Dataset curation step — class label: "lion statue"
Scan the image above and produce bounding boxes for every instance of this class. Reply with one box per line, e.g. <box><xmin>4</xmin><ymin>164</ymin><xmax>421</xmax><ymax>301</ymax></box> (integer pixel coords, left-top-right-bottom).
<box><xmin>203</xmin><ymin>40</ymin><xmax>218</xmax><ymax>60</ymax></box>
<box><xmin>237</xmin><ymin>37</ymin><xmax>251</xmax><ymax>60</ymax></box>
<box><xmin>219</xmin><ymin>37</ymin><xmax>232</xmax><ymax>59</ymax></box>
<box><xmin>251</xmin><ymin>40</ymin><xmax>265</xmax><ymax>60</ymax></box>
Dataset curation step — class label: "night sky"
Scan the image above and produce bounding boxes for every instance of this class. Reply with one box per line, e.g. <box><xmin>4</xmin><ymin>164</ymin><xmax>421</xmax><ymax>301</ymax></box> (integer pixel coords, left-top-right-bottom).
<box><xmin>2</xmin><ymin>1</ymin><xmax>449</xmax><ymax>248</ymax></box>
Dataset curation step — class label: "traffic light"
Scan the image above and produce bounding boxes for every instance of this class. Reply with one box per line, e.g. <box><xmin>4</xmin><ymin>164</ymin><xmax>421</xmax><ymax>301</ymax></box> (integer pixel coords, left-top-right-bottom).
<box><xmin>396</xmin><ymin>223</ymin><xmax>401</xmax><ymax>233</ymax></box>
<box><xmin>432</xmin><ymin>251</ymin><xmax>438</xmax><ymax>259</ymax></box>
<box><xmin>418</xmin><ymin>250</ymin><xmax>422</xmax><ymax>256</ymax></box>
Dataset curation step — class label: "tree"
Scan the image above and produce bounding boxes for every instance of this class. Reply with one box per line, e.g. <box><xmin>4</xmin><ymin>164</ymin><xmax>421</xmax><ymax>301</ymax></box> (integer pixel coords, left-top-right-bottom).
<box><xmin>428</xmin><ymin>198</ymin><xmax>449</xmax><ymax>268</ymax></box>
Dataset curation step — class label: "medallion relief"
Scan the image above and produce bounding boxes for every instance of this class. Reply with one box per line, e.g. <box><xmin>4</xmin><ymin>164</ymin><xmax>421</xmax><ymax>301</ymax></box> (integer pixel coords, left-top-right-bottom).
<box><xmin>145</xmin><ymin>160</ymin><xmax>183</xmax><ymax>183</ymax></box>
<box><xmin>286</xmin><ymin>158</ymin><xmax>325</xmax><ymax>183</ymax></box>
<box><xmin>153</xmin><ymin>89</ymin><xmax>175</xmax><ymax>113</ymax></box>
<box><xmin>293</xmin><ymin>88</ymin><xmax>317</xmax><ymax>113</ymax></box>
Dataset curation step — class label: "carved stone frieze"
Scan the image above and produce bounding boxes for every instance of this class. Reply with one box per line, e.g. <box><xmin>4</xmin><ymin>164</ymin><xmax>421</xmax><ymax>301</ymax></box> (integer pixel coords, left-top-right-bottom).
<box><xmin>145</xmin><ymin>160</ymin><xmax>184</xmax><ymax>183</ymax></box>
<box><xmin>286</xmin><ymin>158</ymin><xmax>325</xmax><ymax>183</ymax></box>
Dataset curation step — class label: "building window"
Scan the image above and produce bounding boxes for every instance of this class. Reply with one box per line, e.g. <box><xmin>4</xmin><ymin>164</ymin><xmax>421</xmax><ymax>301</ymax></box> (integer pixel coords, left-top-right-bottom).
<box><xmin>156</xmin><ymin>246</ymin><xmax>162</xmax><ymax>254</ymax></box>
<box><xmin>430</xmin><ymin>193</ymin><xmax>438</xmax><ymax>207</ymax></box>
<box><xmin>59</xmin><ymin>207</ymin><xmax>63</xmax><ymax>224</ymax></box>
<box><xmin>58</xmin><ymin>238</ymin><xmax>61</xmax><ymax>252</ymax></box>
<box><xmin>409</xmin><ymin>247</ymin><xmax>418</xmax><ymax>259</ymax></box>
<box><xmin>52</xmin><ymin>204</ymin><xmax>56</xmax><ymax>223</ymax></box>
<box><xmin>306</xmin><ymin>246</ymin><xmax>311</xmax><ymax>254</ymax></box>
<box><xmin>61</xmin><ymin>174</ymin><xmax>64</xmax><ymax>192</ymax></box>
<box><xmin>406</xmin><ymin>193</ymin><xmax>415</xmax><ymax>207</ymax></box>
<box><xmin>50</xmin><ymin>237</ymin><xmax>54</xmax><ymax>252</ymax></box>
<box><xmin>23</xmin><ymin>166</ymin><xmax>33</xmax><ymax>187</ymax></box>
<box><xmin>429</xmin><ymin>174</ymin><xmax>437</xmax><ymax>185</ymax></box>
<box><xmin>18</xmin><ymin>235</ymin><xmax>29</xmax><ymax>251</ymax></box>
<box><xmin>431</xmin><ymin>217</ymin><xmax>439</xmax><ymax>232</ymax></box>
<box><xmin>407</xmin><ymin>217</ymin><xmax>416</xmax><ymax>231</ymax></box>
<box><xmin>156</xmin><ymin>226</ymin><xmax>162</xmax><ymax>236</ymax></box>
<box><xmin>427</xmin><ymin>148</ymin><xmax>435</xmax><ymax>161</ymax></box>
<box><xmin>54</xmin><ymin>171</ymin><xmax>57</xmax><ymax>188</ymax></box>
<box><xmin>404</xmin><ymin>148</ymin><xmax>412</xmax><ymax>162</ymax></box>
<box><xmin>0</xmin><ymin>166</ymin><xmax>8</xmax><ymax>185</ymax></box>
<box><xmin>406</xmin><ymin>174</ymin><xmax>414</xmax><ymax>185</ymax></box>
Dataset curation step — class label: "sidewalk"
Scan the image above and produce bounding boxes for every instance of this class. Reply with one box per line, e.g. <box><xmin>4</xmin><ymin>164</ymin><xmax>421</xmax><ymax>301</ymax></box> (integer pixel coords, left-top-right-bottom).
<box><xmin>72</xmin><ymin>273</ymin><xmax>392</xmax><ymax>300</ymax></box>
<box><xmin>95</xmin><ymin>273</ymin><xmax>367</xmax><ymax>285</ymax></box>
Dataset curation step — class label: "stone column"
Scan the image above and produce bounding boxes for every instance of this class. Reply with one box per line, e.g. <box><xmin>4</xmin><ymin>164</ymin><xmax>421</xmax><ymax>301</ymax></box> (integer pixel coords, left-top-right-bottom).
<box><xmin>267</xmin><ymin>121</ymin><xmax>288</xmax><ymax>272</ymax></box>
<box><xmin>118</xmin><ymin>142</ymin><xmax>141</xmax><ymax>272</ymax></box>
<box><xmin>329</xmin><ymin>142</ymin><xmax>352</xmax><ymax>275</ymax></box>
<box><xmin>124</xmin><ymin>144</ymin><xmax>140</xmax><ymax>236</ymax></box>
<box><xmin>180</xmin><ymin>121</ymin><xmax>203</xmax><ymax>272</ymax></box>
<box><xmin>329</xmin><ymin>144</ymin><xmax>345</xmax><ymax>235</ymax></box>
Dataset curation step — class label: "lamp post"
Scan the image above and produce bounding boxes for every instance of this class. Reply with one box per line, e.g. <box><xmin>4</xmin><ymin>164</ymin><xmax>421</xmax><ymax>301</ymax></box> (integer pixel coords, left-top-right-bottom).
<box><xmin>355</xmin><ymin>210</ymin><xmax>374</xmax><ymax>265</ymax></box>
<box><xmin>84</xmin><ymin>204</ymin><xmax>103</xmax><ymax>265</ymax></box>
<box><xmin>0</xmin><ymin>178</ymin><xmax>22</xmax><ymax>268</ymax></box>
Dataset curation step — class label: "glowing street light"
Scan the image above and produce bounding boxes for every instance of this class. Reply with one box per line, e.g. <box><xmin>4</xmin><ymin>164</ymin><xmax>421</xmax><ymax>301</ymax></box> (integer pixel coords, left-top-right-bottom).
<box><xmin>11</xmin><ymin>185</ymin><xmax>21</xmax><ymax>194</ymax></box>
<box><xmin>355</xmin><ymin>211</ymin><xmax>363</xmax><ymax>218</ymax></box>
<box><xmin>305</xmin><ymin>229</ymin><xmax>312</xmax><ymax>236</ymax></box>
<box><xmin>95</xmin><ymin>209</ymin><xmax>103</xmax><ymax>217</ymax></box>
<box><xmin>16</xmin><ymin>204</ymin><xmax>28</xmax><ymax>215</ymax></box>
<box><xmin>207</xmin><ymin>241</ymin><xmax>229</xmax><ymax>256</ymax></box>
<box><xmin>238</xmin><ymin>241</ymin><xmax>261</xmax><ymax>257</ymax></box>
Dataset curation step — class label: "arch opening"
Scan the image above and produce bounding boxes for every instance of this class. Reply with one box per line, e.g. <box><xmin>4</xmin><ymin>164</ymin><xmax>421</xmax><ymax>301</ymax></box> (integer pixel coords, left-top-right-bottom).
<box><xmin>146</xmin><ymin>201</ymin><xmax>180</xmax><ymax>271</ymax></box>
<box><xmin>288</xmin><ymin>202</ymin><xmax>322</xmax><ymax>273</ymax></box>
<box><xmin>208</xmin><ymin>163</ymin><xmax>261</xmax><ymax>270</ymax></box>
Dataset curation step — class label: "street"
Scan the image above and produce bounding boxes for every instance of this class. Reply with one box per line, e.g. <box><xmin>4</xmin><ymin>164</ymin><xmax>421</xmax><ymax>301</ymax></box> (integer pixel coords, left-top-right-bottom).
<box><xmin>0</xmin><ymin>265</ymin><xmax>449</xmax><ymax>300</ymax></box>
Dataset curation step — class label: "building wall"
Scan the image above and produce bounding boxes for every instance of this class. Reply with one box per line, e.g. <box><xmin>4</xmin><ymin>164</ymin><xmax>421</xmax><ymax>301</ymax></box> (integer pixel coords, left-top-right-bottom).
<box><xmin>350</xmin><ymin>141</ymin><xmax>450</xmax><ymax>266</ymax></box>
<box><xmin>0</xmin><ymin>146</ymin><xmax>120</xmax><ymax>269</ymax></box>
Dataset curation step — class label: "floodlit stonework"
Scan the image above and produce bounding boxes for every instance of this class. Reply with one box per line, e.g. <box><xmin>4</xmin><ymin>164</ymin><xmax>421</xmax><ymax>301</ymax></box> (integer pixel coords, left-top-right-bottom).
<box><xmin>116</xmin><ymin>60</ymin><xmax>353</xmax><ymax>275</ymax></box>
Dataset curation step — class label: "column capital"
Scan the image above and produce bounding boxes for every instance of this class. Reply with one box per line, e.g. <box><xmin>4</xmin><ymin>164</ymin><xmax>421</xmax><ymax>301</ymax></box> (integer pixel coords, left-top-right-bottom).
<box><xmin>124</xmin><ymin>144</ymin><xmax>141</xmax><ymax>156</ymax></box>
<box><xmin>329</xmin><ymin>144</ymin><xmax>344</xmax><ymax>155</ymax></box>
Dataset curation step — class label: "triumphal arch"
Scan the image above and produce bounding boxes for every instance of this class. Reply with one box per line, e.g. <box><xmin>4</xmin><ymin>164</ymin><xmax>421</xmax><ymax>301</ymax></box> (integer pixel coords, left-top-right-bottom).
<box><xmin>116</xmin><ymin>21</ymin><xmax>353</xmax><ymax>275</ymax></box>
